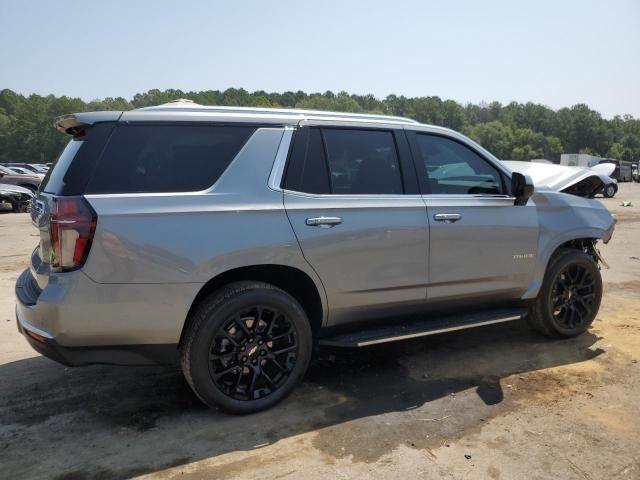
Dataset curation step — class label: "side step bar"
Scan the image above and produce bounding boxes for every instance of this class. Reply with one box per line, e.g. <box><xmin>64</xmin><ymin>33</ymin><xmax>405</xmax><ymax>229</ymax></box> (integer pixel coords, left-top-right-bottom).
<box><xmin>318</xmin><ymin>309</ymin><xmax>527</xmax><ymax>348</ymax></box>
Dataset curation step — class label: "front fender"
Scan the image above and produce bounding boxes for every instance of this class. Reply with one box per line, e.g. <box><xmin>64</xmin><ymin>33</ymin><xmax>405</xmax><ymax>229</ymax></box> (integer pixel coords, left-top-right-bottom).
<box><xmin>522</xmin><ymin>190</ymin><xmax>615</xmax><ymax>299</ymax></box>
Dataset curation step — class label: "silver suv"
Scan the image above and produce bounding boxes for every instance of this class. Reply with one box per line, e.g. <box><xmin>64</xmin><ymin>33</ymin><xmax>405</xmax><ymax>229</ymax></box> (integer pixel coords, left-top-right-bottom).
<box><xmin>16</xmin><ymin>101</ymin><xmax>616</xmax><ymax>413</ymax></box>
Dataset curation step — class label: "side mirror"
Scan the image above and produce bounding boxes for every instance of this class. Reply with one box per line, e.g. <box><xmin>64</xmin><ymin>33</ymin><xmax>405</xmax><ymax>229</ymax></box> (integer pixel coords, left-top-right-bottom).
<box><xmin>511</xmin><ymin>172</ymin><xmax>534</xmax><ymax>206</ymax></box>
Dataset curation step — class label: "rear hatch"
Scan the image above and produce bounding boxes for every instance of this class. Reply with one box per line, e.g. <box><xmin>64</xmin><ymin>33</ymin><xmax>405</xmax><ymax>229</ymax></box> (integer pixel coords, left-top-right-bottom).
<box><xmin>30</xmin><ymin>112</ymin><xmax>121</xmax><ymax>290</ymax></box>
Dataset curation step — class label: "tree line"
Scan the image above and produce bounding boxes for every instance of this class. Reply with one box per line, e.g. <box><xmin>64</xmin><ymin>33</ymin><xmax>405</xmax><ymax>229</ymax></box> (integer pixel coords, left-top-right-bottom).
<box><xmin>0</xmin><ymin>88</ymin><xmax>638</xmax><ymax>164</ymax></box>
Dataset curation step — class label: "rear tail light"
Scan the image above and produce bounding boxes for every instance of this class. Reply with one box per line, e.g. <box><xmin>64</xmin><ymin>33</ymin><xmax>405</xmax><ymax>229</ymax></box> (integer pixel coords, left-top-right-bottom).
<box><xmin>49</xmin><ymin>197</ymin><xmax>97</xmax><ymax>272</ymax></box>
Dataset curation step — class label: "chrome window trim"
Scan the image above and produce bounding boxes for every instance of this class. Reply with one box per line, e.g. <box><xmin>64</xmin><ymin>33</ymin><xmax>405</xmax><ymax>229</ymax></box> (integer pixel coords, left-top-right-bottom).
<box><xmin>422</xmin><ymin>194</ymin><xmax>518</xmax><ymax>207</ymax></box>
<box><xmin>84</xmin><ymin>191</ymin><xmax>209</xmax><ymax>199</ymax></box>
<box><xmin>282</xmin><ymin>189</ymin><xmax>424</xmax><ymax>201</ymax></box>
<box><xmin>422</xmin><ymin>194</ymin><xmax>515</xmax><ymax>200</ymax></box>
<box><xmin>267</xmin><ymin>126</ymin><xmax>295</xmax><ymax>192</ymax></box>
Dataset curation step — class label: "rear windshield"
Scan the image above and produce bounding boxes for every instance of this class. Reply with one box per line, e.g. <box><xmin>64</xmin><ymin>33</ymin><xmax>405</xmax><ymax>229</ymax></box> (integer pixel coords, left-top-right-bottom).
<box><xmin>85</xmin><ymin>124</ymin><xmax>255</xmax><ymax>194</ymax></box>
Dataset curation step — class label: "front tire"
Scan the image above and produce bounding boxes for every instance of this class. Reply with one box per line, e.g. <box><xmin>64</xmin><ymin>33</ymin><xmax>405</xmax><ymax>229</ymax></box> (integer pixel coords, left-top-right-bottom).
<box><xmin>528</xmin><ymin>249</ymin><xmax>602</xmax><ymax>338</ymax></box>
<box><xmin>181</xmin><ymin>281</ymin><xmax>312</xmax><ymax>413</ymax></box>
<box><xmin>603</xmin><ymin>184</ymin><xmax>617</xmax><ymax>198</ymax></box>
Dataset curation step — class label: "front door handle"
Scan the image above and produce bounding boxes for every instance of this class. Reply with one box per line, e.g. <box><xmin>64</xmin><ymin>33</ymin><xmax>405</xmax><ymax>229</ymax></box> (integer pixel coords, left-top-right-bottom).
<box><xmin>306</xmin><ymin>216</ymin><xmax>343</xmax><ymax>227</ymax></box>
<box><xmin>434</xmin><ymin>213</ymin><xmax>462</xmax><ymax>223</ymax></box>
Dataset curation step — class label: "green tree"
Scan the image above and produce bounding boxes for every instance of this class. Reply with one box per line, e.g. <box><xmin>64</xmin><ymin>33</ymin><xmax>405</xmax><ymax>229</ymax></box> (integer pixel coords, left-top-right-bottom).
<box><xmin>0</xmin><ymin>88</ymin><xmax>637</xmax><ymax>164</ymax></box>
<box><xmin>465</xmin><ymin>121</ymin><xmax>514</xmax><ymax>159</ymax></box>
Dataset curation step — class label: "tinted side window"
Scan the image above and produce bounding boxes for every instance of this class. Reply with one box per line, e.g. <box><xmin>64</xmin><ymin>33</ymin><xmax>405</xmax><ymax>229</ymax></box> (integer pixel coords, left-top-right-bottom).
<box><xmin>282</xmin><ymin>127</ymin><xmax>330</xmax><ymax>194</ymax></box>
<box><xmin>323</xmin><ymin>129</ymin><xmax>403</xmax><ymax>194</ymax></box>
<box><xmin>86</xmin><ymin>125</ymin><xmax>255</xmax><ymax>194</ymax></box>
<box><xmin>415</xmin><ymin>134</ymin><xmax>504</xmax><ymax>195</ymax></box>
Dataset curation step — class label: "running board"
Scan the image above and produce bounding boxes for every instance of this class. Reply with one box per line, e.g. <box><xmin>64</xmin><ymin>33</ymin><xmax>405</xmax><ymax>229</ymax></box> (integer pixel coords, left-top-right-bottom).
<box><xmin>318</xmin><ymin>309</ymin><xmax>526</xmax><ymax>348</ymax></box>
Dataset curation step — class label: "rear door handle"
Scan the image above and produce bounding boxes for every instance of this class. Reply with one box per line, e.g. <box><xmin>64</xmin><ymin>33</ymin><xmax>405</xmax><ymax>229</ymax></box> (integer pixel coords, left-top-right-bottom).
<box><xmin>434</xmin><ymin>213</ymin><xmax>462</xmax><ymax>223</ymax></box>
<box><xmin>306</xmin><ymin>216</ymin><xmax>343</xmax><ymax>227</ymax></box>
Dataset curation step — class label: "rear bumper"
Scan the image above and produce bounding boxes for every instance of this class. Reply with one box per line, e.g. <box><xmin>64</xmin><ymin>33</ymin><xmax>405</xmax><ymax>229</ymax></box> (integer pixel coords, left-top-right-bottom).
<box><xmin>16</xmin><ymin>306</ymin><xmax>178</xmax><ymax>366</ymax></box>
<box><xmin>16</xmin><ymin>306</ymin><xmax>69</xmax><ymax>365</ymax></box>
<box><xmin>15</xmin><ymin>267</ymin><xmax>182</xmax><ymax>366</ymax></box>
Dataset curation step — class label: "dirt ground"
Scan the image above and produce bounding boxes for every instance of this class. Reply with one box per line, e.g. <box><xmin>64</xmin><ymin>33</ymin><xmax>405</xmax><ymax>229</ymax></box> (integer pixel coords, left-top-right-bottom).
<box><xmin>1</xmin><ymin>185</ymin><xmax>639</xmax><ymax>480</ymax></box>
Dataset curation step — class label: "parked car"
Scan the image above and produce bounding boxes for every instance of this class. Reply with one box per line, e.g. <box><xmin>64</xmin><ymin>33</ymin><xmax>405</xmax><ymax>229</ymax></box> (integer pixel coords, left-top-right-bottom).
<box><xmin>0</xmin><ymin>165</ymin><xmax>42</xmax><ymax>192</ymax></box>
<box><xmin>598</xmin><ymin>159</ymin><xmax>632</xmax><ymax>182</ymax></box>
<box><xmin>7</xmin><ymin>166</ymin><xmax>45</xmax><ymax>178</ymax></box>
<box><xmin>3</xmin><ymin>162</ymin><xmax>43</xmax><ymax>174</ymax></box>
<box><xmin>7</xmin><ymin>166</ymin><xmax>30</xmax><ymax>175</ymax></box>
<box><xmin>16</xmin><ymin>103</ymin><xmax>616</xmax><ymax>413</ymax></box>
<box><xmin>601</xmin><ymin>180</ymin><xmax>618</xmax><ymax>198</ymax></box>
<box><xmin>0</xmin><ymin>183</ymin><xmax>33</xmax><ymax>212</ymax></box>
<box><xmin>591</xmin><ymin>163</ymin><xmax>618</xmax><ymax>198</ymax></box>
<box><xmin>504</xmin><ymin>161</ymin><xmax>618</xmax><ymax>199</ymax></box>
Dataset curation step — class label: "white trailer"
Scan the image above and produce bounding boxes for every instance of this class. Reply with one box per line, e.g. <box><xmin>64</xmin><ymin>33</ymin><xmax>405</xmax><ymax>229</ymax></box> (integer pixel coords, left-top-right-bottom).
<box><xmin>561</xmin><ymin>154</ymin><xmax>632</xmax><ymax>181</ymax></box>
<box><xmin>560</xmin><ymin>154</ymin><xmax>603</xmax><ymax>168</ymax></box>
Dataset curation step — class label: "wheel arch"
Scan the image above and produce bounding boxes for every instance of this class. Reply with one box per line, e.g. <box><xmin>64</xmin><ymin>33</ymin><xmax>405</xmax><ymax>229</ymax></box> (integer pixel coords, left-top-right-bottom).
<box><xmin>179</xmin><ymin>264</ymin><xmax>327</xmax><ymax>346</ymax></box>
<box><xmin>523</xmin><ymin>231</ymin><xmax>605</xmax><ymax>299</ymax></box>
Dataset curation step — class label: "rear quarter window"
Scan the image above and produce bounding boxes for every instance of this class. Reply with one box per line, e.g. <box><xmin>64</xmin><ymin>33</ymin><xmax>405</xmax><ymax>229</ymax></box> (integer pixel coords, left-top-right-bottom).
<box><xmin>42</xmin><ymin>122</ymin><xmax>116</xmax><ymax>195</ymax></box>
<box><xmin>85</xmin><ymin>124</ymin><xmax>255</xmax><ymax>194</ymax></box>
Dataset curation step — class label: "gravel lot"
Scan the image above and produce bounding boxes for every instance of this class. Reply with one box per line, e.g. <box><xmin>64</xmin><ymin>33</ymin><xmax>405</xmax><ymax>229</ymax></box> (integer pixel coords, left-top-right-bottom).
<box><xmin>1</xmin><ymin>184</ymin><xmax>639</xmax><ymax>480</ymax></box>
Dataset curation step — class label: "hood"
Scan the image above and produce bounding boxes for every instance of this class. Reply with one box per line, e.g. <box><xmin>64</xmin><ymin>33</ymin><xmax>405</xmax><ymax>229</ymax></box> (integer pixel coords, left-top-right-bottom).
<box><xmin>0</xmin><ymin>172</ymin><xmax>42</xmax><ymax>184</ymax></box>
<box><xmin>590</xmin><ymin>162</ymin><xmax>616</xmax><ymax>176</ymax></box>
<box><xmin>501</xmin><ymin>161</ymin><xmax>611</xmax><ymax>198</ymax></box>
<box><xmin>0</xmin><ymin>183</ymin><xmax>34</xmax><ymax>196</ymax></box>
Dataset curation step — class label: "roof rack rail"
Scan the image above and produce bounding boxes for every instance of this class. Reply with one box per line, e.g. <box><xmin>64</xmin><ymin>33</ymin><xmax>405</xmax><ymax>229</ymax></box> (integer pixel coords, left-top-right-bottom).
<box><xmin>135</xmin><ymin>103</ymin><xmax>419</xmax><ymax>124</ymax></box>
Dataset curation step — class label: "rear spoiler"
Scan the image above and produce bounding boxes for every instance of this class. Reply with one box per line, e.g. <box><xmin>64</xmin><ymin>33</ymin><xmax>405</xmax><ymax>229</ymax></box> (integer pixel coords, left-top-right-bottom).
<box><xmin>54</xmin><ymin>111</ymin><xmax>123</xmax><ymax>136</ymax></box>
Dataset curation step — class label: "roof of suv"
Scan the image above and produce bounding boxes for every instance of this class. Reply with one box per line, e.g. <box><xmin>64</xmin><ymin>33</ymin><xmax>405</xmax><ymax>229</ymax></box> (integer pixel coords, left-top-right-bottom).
<box><xmin>55</xmin><ymin>100</ymin><xmax>421</xmax><ymax>135</ymax></box>
<box><xmin>131</xmin><ymin>100</ymin><xmax>420</xmax><ymax>125</ymax></box>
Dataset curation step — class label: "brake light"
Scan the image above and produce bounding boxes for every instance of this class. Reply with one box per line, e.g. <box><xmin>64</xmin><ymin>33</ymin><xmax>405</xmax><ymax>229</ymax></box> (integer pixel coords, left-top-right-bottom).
<box><xmin>49</xmin><ymin>197</ymin><xmax>97</xmax><ymax>272</ymax></box>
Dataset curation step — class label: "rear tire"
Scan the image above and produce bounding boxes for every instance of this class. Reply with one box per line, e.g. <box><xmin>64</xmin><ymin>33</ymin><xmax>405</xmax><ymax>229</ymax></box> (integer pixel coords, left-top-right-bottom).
<box><xmin>528</xmin><ymin>249</ymin><xmax>602</xmax><ymax>338</ymax></box>
<box><xmin>181</xmin><ymin>281</ymin><xmax>312</xmax><ymax>413</ymax></box>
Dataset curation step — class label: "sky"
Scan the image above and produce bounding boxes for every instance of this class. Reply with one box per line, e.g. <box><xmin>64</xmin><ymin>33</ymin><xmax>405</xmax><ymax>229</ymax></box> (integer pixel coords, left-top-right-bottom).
<box><xmin>0</xmin><ymin>0</ymin><xmax>638</xmax><ymax>118</ymax></box>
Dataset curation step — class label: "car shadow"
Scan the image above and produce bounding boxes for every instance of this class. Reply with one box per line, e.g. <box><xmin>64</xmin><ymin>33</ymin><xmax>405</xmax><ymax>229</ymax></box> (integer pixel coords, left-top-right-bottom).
<box><xmin>0</xmin><ymin>321</ymin><xmax>604</xmax><ymax>479</ymax></box>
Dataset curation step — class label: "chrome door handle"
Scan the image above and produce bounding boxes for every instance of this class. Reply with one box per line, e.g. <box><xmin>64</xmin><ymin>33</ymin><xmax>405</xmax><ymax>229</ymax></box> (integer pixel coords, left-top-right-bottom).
<box><xmin>434</xmin><ymin>213</ymin><xmax>462</xmax><ymax>223</ymax></box>
<box><xmin>306</xmin><ymin>216</ymin><xmax>343</xmax><ymax>227</ymax></box>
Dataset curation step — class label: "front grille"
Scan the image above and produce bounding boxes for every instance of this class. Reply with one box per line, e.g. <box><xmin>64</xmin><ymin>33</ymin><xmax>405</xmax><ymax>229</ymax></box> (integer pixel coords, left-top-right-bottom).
<box><xmin>15</xmin><ymin>269</ymin><xmax>42</xmax><ymax>306</ymax></box>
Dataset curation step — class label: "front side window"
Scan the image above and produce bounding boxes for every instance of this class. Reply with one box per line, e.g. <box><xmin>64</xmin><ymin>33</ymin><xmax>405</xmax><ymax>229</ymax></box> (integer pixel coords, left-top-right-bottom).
<box><xmin>86</xmin><ymin>125</ymin><xmax>255</xmax><ymax>194</ymax></box>
<box><xmin>415</xmin><ymin>134</ymin><xmax>504</xmax><ymax>195</ymax></box>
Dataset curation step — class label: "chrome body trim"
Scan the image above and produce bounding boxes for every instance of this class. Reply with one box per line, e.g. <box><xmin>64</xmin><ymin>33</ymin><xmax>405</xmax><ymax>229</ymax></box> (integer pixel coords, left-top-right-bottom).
<box><xmin>350</xmin><ymin>315</ymin><xmax>522</xmax><ymax>347</ymax></box>
<box><xmin>268</xmin><ymin>126</ymin><xmax>295</xmax><ymax>191</ymax></box>
<box><xmin>17</xmin><ymin>307</ymin><xmax>54</xmax><ymax>339</ymax></box>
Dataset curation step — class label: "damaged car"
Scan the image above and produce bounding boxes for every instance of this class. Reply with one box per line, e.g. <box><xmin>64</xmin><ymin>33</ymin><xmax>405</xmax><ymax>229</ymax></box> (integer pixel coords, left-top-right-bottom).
<box><xmin>16</xmin><ymin>103</ymin><xmax>616</xmax><ymax>413</ymax></box>
<box><xmin>0</xmin><ymin>165</ymin><xmax>42</xmax><ymax>193</ymax></box>
<box><xmin>0</xmin><ymin>183</ymin><xmax>33</xmax><ymax>212</ymax></box>
<box><xmin>502</xmin><ymin>160</ymin><xmax>618</xmax><ymax>198</ymax></box>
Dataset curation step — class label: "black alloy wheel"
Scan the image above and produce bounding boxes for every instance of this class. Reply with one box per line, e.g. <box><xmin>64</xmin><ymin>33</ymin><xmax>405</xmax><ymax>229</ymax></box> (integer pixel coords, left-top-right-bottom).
<box><xmin>550</xmin><ymin>263</ymin><xmax>597</xmax><ymax>332</ymax></box>
<box><xmin>181</xmin><ymin>281</ymin><xmax>312</xmax><ymax>413</ymax></box>
<box><xmin>209</xmin><ymin>306</ymin><xmax>298</xmax><ymax>401</ymax></box>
